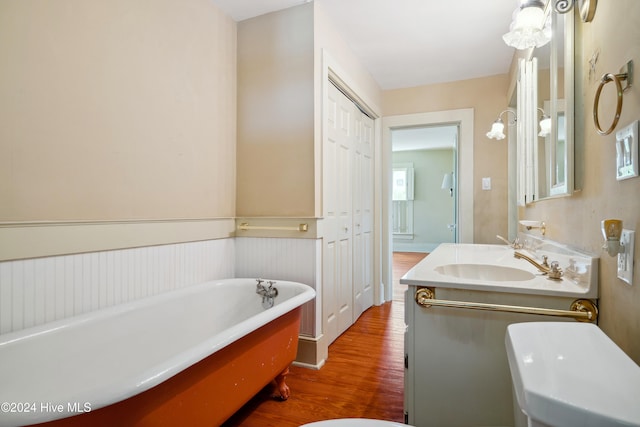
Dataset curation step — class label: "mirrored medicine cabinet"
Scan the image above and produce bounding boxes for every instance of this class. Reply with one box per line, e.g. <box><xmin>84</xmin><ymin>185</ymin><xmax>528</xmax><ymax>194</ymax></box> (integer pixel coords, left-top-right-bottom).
<box><xmin>511</xmin><ymin>1</ymin><xmax>575</xmax><ymax>205</ymax></box>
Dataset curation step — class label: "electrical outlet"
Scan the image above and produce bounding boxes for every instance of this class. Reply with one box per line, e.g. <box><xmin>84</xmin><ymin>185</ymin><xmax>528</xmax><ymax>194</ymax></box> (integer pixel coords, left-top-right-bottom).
<box><xmin>617</xmin><ymin>229</ymin><xmax>635</xmax><ymax>285</ymax></box>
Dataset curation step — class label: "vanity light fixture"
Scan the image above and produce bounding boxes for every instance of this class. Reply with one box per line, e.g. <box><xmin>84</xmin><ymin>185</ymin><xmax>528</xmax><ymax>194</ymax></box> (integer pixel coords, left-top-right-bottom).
<box><xmin>553</xmin><ymin>0</ymin><xmax>597</xmax><ymax>23</ymax></box>
<box><xmin>486</xmin><ymin>110</ymin><xmax>516</xmax><ymax>140</ymax></box>
<box><xmin>538</xmin><ymin>108</ymin><xmax>552</xmax><ymax>137</ymax></box>
<box><xmin>503</xmin><ymin>0</ymin><xmax>551</xmax><ymax>50</ymax></box>
<box><xmin>486</xmin><ymin>120</ymin><xmax>506</xmax><ymax>140</ymax></box>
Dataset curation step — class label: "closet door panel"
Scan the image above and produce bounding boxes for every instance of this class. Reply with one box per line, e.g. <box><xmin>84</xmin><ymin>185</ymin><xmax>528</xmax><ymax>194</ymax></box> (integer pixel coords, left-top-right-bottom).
<box><xmin>335</xmin><ymin>86</ymin><xmax>354</xmax><ymax>336</ymax></box>
<box><xmin>323</xmin><ymin>83</ymin><xmax>340</xmax><ymax>344</ymax></box>
<box><xmin>322</xmin><ymin>81</ymin><xmax>374</xmax><ymax>343</ymax></box>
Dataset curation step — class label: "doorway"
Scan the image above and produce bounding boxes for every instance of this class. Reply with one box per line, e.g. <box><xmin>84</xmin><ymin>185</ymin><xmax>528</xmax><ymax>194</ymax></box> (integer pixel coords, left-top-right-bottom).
<box><xmin>381</xmin><ymin>109</ymin><xmax>474</xmax><ymax>302</ymax></box>
<box><xmin>391</xmin><ymin>125</ymin><xmax>458</xmax><ymax>253</ymax></box>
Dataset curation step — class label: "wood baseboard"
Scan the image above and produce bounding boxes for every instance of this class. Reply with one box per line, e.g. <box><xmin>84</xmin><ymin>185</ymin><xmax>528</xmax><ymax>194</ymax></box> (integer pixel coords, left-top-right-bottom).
<box><xmin>294</xmin><ymin>334</ymin><xmax>328</xmax><ymax>369</ymax></box>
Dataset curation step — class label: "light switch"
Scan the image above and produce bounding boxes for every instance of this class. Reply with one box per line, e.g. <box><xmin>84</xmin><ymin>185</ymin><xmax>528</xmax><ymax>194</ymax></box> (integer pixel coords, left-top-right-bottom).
<box><xmin>482</xmin><ymin>177</ymin><xmax>491</xmax><ymax>190</ymax></box>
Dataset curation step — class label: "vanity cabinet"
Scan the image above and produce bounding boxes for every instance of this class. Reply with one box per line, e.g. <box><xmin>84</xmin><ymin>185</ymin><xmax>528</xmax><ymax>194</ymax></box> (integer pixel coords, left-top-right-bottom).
<box><xmin>403</xmin><ymin>286</ymin><xmax>577</xmax><ymax>426</ymax></box>
<box><xmin>401</xmin><ymin>241</ymin><xmax>598</xmax><ymax>427</ymax></box>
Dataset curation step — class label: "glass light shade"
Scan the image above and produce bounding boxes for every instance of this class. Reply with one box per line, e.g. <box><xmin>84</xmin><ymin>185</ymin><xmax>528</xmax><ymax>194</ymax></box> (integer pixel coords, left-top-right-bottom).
<box><xmin>538</xmin><ymin>116</ymin><xmax>551</xmax><ymax>137</ymax></box>
<box><xmin>486</xmin><ymin>120</ymin><xmax>506</xmax><ymax>140</ymax></box>
<box><xmin>503</xmin><ymin>5</ymin><xmax>551</xmax><ymax>50</ymax></box>
<box><xmin>514</xmin><ymin>6</ymin><xmax>544</xmax><ymax>30</ymax></box>
<box><xmin>441</xmin><ymin>173</ymin><xmax>453</xmax><ymax>190</ymax></box>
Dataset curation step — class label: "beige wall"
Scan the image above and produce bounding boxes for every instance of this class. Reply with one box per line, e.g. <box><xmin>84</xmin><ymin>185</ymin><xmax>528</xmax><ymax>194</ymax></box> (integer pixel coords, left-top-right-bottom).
<box><xmin>313</xmin><ymin>2</ymin><xmax>382</xmax><ymax>114</ymax></box>
<box><xmin>0</xmin><ymin>0</ymin><xmax>236</xmax><ymax>222</ymax></box>
<box><xmin>313</xmin><ymin>2</ymin><xmax>383</xmax><ymax>218</ymax></box>
<box><xmin>383</xmin><ymin>75</ymin><xmax>510</xmax><ymax>244</ymax></box>
<box><xmin>236</xmin><ymin>4</ymin><xmax>315</xmax><ymax>217</ymax></box>
<box><xmin>236</xmin><ymin>3</ymin><xmax>382</xmax><ymax>218</ymax></box>
<box><xmin>524</xmin><ymin>1</ymin><xmax>640</xmax><ymax>363</ymax></box>
<box><xmin>0</xmin><ymin>0</ymin><xmax>237</xmax><ymax>260</ymax></box>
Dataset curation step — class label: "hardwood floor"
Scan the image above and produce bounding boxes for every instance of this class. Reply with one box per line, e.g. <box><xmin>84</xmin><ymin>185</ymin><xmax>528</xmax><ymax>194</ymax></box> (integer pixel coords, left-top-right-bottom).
<box><xmin>392</xmin><ymin>252</ymin><xmax>427</xmax><ymax>303</ymax></box>
<box><xmin>222</xmin><ymin>252</ymin><xmax>427</xmax><ymax>427</ymax></box>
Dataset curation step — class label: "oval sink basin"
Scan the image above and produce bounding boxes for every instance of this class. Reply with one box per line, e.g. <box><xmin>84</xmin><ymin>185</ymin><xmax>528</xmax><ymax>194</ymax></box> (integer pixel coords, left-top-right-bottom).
<box><xmin>434</xmin><ymin>264</ymin><xmax>535</xmax><ymax>282</ymax></box>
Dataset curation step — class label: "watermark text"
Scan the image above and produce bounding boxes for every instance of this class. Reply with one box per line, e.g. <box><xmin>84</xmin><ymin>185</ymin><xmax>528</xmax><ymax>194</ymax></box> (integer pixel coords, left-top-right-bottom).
<box><xmin>1</xmin><ymin>401</ymin><xmax>91</xmax><ymax>414</ymax></box>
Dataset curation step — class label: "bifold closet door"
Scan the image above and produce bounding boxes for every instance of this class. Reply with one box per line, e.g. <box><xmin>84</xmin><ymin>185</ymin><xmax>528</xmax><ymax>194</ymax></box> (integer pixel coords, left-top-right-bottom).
<box><xmin>352</xmin><ymin>110</ymin><xmax>374</xmax><ymax>321</ymax></box>
<box><xmin>324</xmin><ymin>82</ymin><xmax>354</xmax><ymax>344</ymax></box>
<box><xmin>323</xmin><ymin>82</ymin><xmax>374</xmax><ymax>344</ymax></box>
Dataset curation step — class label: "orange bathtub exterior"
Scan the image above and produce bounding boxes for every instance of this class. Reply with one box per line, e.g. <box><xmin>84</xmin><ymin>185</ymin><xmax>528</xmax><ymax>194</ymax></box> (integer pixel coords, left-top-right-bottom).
<box><xmin>33</xmin><ymin>308</ymin><xmax>302</xmax><ymax>427</ymax></box>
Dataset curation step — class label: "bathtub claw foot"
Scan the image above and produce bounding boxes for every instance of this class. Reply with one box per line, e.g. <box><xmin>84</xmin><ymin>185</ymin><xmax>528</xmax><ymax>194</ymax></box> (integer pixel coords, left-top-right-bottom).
<box><xmin>272</xmin><ymin>367</ymin><xmax>291</xmax><ymax>401</ymax></box>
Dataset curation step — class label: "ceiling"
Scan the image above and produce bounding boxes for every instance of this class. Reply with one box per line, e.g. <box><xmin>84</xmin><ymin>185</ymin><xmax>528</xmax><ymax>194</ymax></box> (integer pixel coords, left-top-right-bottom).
<box><xmin>210</xmin><ymin>0</ymin><xmax>519</xmax><ymax>90</ymax></box>
<box><xmin>210</xmin><ymin>0</ymin><xmax>520</xmax><ymax>150</ymax></box>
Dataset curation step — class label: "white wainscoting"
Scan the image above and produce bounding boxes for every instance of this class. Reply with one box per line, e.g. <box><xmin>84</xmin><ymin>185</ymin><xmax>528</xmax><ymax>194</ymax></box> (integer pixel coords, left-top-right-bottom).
<box><xmin>0</xmin><ymin>236</ymin><xmax>322</xmax><ymax>340</ymax></box>
<box><xmin>235</xmin><ymin>237</ymin><xmax>321</xmax><ymax>338</ymax></box>
<box><xmin>0</xmin><ymin>239</ymin><xmax>235</xmax><ymax>335</ymax></box>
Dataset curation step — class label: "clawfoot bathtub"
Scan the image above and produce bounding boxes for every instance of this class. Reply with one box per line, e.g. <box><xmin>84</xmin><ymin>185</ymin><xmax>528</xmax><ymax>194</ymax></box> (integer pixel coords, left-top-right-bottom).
<box><xmin>0</xmin><ymin>278</ymin><xmax>315</xmax><ymax>427</ymax></box>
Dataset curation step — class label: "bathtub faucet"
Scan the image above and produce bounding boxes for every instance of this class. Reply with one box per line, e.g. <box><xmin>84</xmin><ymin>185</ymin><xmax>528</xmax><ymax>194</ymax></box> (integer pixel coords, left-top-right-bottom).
<box><xmin>256</xmin><ymin>279</ymin><xmax>278</xmax><ymax>308</ymax></box>
<box><xmin>256</xmin><ymin>278</ymin><xmax>265</xmax><ymax>294</ymax></box>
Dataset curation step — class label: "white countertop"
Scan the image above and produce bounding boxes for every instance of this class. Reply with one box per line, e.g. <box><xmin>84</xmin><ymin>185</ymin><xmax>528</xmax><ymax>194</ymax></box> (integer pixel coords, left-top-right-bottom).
<box><xmin>400</xmin><ymin>243</ymin><xmax>597</xmax><ymax>298</ymax></box>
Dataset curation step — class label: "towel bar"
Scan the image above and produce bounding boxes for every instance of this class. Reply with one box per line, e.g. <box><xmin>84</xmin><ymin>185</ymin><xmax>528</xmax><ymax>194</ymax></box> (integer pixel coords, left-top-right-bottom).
<box><xmin>237</xmin><ymin>222</ymin><xmax>308</xmax><ymax>232</ymax></box>
<box><xmin>415</xmin><ymin>288</ymin><xmax>597</xmax><ymax>322</ymax></box>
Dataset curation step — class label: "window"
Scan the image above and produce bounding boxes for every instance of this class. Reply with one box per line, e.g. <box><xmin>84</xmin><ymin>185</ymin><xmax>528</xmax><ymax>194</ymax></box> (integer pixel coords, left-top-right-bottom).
<box><xmin>392</xmin><ymin>164</ymin><xmax>414</xmax><ymax>238</ymax></box>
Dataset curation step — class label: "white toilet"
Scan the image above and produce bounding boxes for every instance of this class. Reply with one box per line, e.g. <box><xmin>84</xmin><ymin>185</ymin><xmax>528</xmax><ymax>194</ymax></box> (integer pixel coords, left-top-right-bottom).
<box><xmin>300</xmin><ymin>419</ymin><xmax>413</xmax><ymax>427</ymax></box>
<box><xmin>506</xmin><ymin>322</ymin><xmax>640</xmax><ymax>427</ymax></box>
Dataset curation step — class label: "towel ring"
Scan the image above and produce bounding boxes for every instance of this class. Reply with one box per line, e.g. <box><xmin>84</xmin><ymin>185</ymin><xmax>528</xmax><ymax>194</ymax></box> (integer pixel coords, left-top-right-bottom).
<box><xmin>593</xmin><ymin>72</ymin><xmax>628</xmax><ymax>136</ymax></box>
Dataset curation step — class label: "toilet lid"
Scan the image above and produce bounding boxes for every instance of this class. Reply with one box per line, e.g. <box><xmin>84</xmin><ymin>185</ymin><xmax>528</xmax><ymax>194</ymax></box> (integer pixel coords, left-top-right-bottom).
<box><xmin>300</xmin><ymin>418</ymin><xmax>413</xmax><ymax>427</ymax></box>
